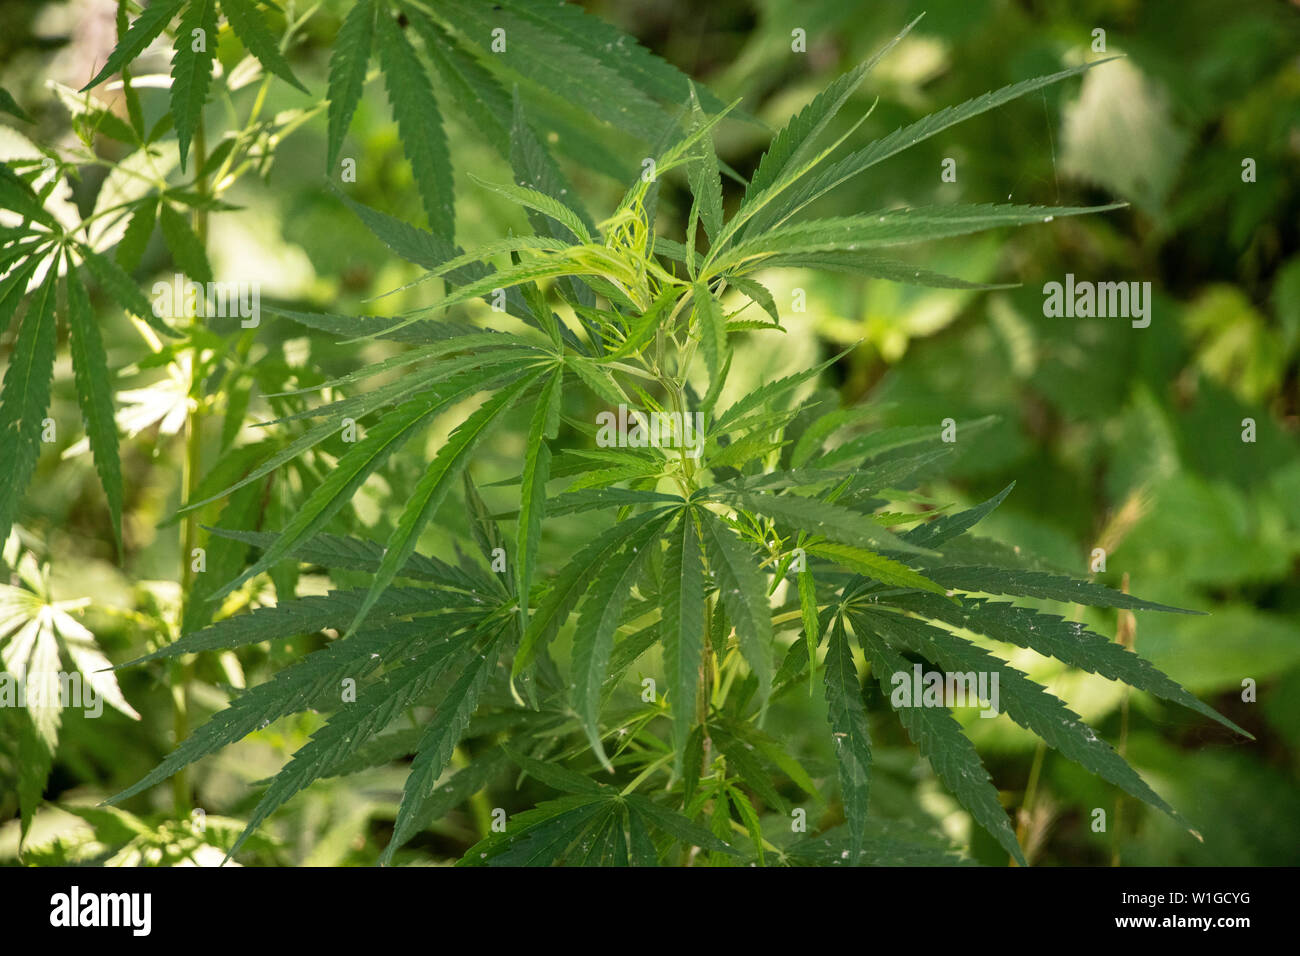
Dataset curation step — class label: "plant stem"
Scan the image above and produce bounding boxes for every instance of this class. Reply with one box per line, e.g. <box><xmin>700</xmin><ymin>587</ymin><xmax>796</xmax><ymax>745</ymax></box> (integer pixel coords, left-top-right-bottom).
<box><xmin>172</xmin><ymin>118</ymin><xmax>210</xmax><ymax>816</ymax></box>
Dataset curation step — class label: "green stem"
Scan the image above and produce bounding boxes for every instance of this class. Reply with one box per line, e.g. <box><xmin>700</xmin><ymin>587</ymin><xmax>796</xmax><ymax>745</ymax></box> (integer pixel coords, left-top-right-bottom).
<box><xmin>172</xmin><ymin>118</ymin><xmax>210</xmax><ymax>816</ymax></box>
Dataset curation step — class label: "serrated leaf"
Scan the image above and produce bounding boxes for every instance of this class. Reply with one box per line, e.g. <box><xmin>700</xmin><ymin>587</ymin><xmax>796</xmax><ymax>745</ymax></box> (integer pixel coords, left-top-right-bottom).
<box><xmin>211</xmin><ymin>377</ymin><xmax>495</xmax><ymax>601</ymax></box>
<box><xmin>65</xmin><ymin>261</ymin><xmax>124</xmax><ymax>552</ymax></box>
<box><xmin>326</xmin><ymin>0</ymin><xmax>374</xmax><ymax>169</ymax></box>
<box><xmin>904</xmin><ymin>482</ymin><xmax>1014</xmax><ymax>549</ymax></box>
<box><xmin>414</xmin><ymin>17</ymin><xmax>510</xmax><ymax>155</ymax></box>
<box><xmin>570</xmin><ymin>513</ymin><xmax>668</xmax><ymax>770</ymax></box>
<box><xmin>383</xmin><ymin>632</ymin><xmax>505</xmax><ymax>861</ymax></box>
<box><xmin>124</xmin><ymin>587</ymin><xmax>454</xmax><ymax>666</ymax></box>
<box><xmin>469</xmin><ymin>174</ymin><xmax>591</xmax><ymax>244</ymax></box>
<box><xmin>170</xmin><ymin>0</ymin><xmax>219</xmax><ymax>171</ymax></box>
<box><xmin>699</xmin><ymin>510</ymin><xmax>773</xmax><ymax>704</ymax></box>
<box><xmin>0</xmin><ymin>163</ymin><xmax>60</xmax><ymax>230</ymax></box>
<box><xmin>624</xmin><ymin>793</ymin><xmax>738</xmax><ymax>855</ymax></box>
<box><xmin>767</xmin><ymin>58</ymin><xmax>1122</xmax><ymax>231</ymax></box>
<box><xmin>888</xmin><ymin>592</ymin><xmax>1248</xmax><ymax>737</ymax></box>
<box><xmin>222</xmin><ymin>0</ymin><xmax>307</xmax><ymax>92</ymax></box>
<box><xmin>824</xmin><ymin>616</ymin><xmax>871</xmax><ymax>864</ymax></box>
<box><xmin>721</xmin><ymin>488</ymin><xmax>935</xmax><ymax>558</ymax></box>
<box><xmin>662</xmin><ymin>506</ymin><xmax>704</xmax><ymax>769</ymax></box>
<box><xmin>108</xmin><ymin>619</ymin><xmax>447</xmax><ymax>805</ymax></box>
<box><xmin>693</xmin><ymin>281</ymin><xmax>728</xmax><ymax>393</ymax></box>
<box><xmin>344</xmin><ymin>371</ymin><xmax>543</xmax><ymax>638</ymax></box>
<box><xmin>797</xmin><ymin>567</ymin><xmax>819</xmax><ymax>690</ymax></box>
<box><xmin>712</xmin><ymin>203</ymin><xmax>1125</xmax><ymax>275</ymax></box>
<box><xmin>514</xmin><ymin>506</ymin><xmax>672</xmax><ymax>676</ymax></box>
<box><xmin>853</xmin><ymin>608</ymin><xmax>1189</xmax><ymax>828</ymax></box>
<box><xmin>855</xmin><ymin>622</ymin><xmax>1025</xmax><ymax>865</ymax></box>
<box><xmin>115</xmin><ymin>198</ymin><xmax>157</xmax><ymax>271</ymax></box>
<box><xmin>202</xmin><ymin>526</ymin><xmax>494</xmax><ymax>593</ymax></box>
<box><xmin>516</xmin><ymin>370</ymin><xmax>561</xmax><ymax>634</ymax></box>
<box><xmin>81</xmin><ymin>0</ymin><xmax>186</xmax><ymax>92</ymax></box>
<box><xmin>740</xmin><ymin>17</ymin><xmax>917</xmax><ymax>226</ymax></box>
<box><xmin>0</xmin><ymin>87</ymin><xmax>32</xmax><ymax>123</ymax></box>
<box><xmin>806</xmin><ymin>541</ymin><xmax>945</xmax><ymax>595</ymax></box>
<box><xmin>374</xmin><ymin>10</ymin><xmax>454</xmax><ymax>237</ymax></box>
<box><xmin>502</xmin><ymin>744</ymin><xmax>605</xmax><ymax>795</ymax></box>
<box><xmin>79</xmin><ymin>247</ymin><xmax>181</xmax><ymax>338</ymax></box>
<box><xmin>919</xmin><ymin>565</ymin><xmax>1201</xmax><ymax>614</ymax></box>
<box><xmin>158</xmin><ymin>202</ymin><xmax>213</xmax><ymax>283</ymax></box>
<box><xmin>0</xmin><ymin>271</ymin><xmax>57</xmax><ymax>544</ymax></box>
<box><xmin>229</xmin><ymin>632</ymin><xmax>479</xmax><ymax>861</ymax></box>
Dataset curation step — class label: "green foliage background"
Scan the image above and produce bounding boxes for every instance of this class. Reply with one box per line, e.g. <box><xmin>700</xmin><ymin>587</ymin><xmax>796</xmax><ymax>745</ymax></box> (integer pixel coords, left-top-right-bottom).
<box><xmin>0</xmin><ymin>0</ymin><xmax>1296</xmax><ymax>866</ymax></box>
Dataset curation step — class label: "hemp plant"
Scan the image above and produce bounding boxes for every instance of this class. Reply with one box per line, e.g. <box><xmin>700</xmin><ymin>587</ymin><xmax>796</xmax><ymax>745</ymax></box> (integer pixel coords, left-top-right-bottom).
<box><xmin>2</xmin><ymin>2</ymin><xmax>1252</xmax><ymax>866</ymax></box>
<box><xmin>96</xmin><ymin>15</ymin><xmax>1249</xmax><ymax>866</ymax></box>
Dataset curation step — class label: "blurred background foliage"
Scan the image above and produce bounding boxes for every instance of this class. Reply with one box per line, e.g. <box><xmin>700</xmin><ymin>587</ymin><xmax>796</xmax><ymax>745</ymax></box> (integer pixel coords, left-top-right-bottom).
<box><xmin>0</xmin><ymin>0</ymin><xmax>1296</xmax><ymax>865</ymax></box>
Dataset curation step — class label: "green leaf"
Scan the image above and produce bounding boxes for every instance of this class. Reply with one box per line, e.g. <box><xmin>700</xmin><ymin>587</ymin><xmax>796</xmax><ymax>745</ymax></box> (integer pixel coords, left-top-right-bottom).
<box><xmin>326</xmin><ymin>0</ymin><xmax>375</xmax><ymax>169</ymax></box>
<box><xmin>514</xmin><ymin>506</ymin><xmax>675</xmax><ymax>676</ymax></box>
<box><xmin>693</xmin><ymin>281</ymin><xmax>728</xmax><ymax>393</ymax></box>
<box><xmin>806</xmin><ymin>541</ymin><xmax>946</xmax><ymax>595</ymax></box>
<box><xmin>904</xmin><ymin>482</ymin><xmax>1014</xmax><ymax>548</ymax></box>
<box><xmin>699</xmin><ymin>510</ymin><xmax>774</xmax><ymax>704</ymax></box>
<box><xmin>855</xmin><ymin>622</ymin><xmax>1025</xmax><ymax>865</ymax></box>
<box><xmin>65</xmin><ymin>262</ymin><xmax>124</xmax><ymax>552</ymax></box>
<box><xmin>158</xmin><ymin>202</ymin><xmax>213</xmax><ymax>283</ymax></box>
<box><xmin>469</xmin><ymin>174</ymin><xmax>591</xmax><ymax>244</ymax></box>
<box><xmin>201</xmin><ymin>526</ymin><xmax>494</xmax><ymax>593</ymax></box>
<box><xmin>222</xmin><ymin>0</ymin><xmax>307</xmax><ymax>92</ymax></box>
<box><xmin>888</xmin><ymin>592</ymin><xmax>1249</xmax><ymax>737</ymax></box>
<box><xmin>79</xmin><ymin>247</ymin><xmax>181</xmax><ymax>338</ymax></box>
<box><xmin>81</xmin><ymin>0</ymin><xmax>186</xmax><ymax>92</ymax></box>
<box><xmin>662</xmin><ymin>507</ymin><xmax>705</xmax><ymax>768</ymax></box>
<box><xmin>728</xmin><ymin>275</ymin><xmax>781</xmax><ymax>325</ymax></box>
<box><xmin>918</xmin><ymin>565</ymin><xmax>1202</xmax><ymax>614</ymax></box>
<box><xmin>210</xmin><ymin>377</ymin><xmax>493</xmax><ymax>601</ymax></box>
<box><xmin>720</xmin><ymin>488</ymin><xmax>935</xmax><ymax>557</ymax></box>
<box><xmin>170</xmin><ymin>0</ymin><xmax>219</xmax><ymax>171</ymax></box>
<box><xmin>0</xmin><ymin>87</ymin><xmax>32</xmax><ymax>123</ymax></box>
<box><xmin>797</xmin><ymin>567</ymin><xmax>819</xmax><ymax>691</ymax></box>
<box><xmin>624</xmin><ymin>793</ymin><xmax>739</xmax><ymax>855</ymax></box>
<box><xmin>384</xmin><ymin>632</ymin><xmax>505</xmax><ymax>861</ymax></box>
<box><xmin>17</xmin><ymin>710</ymin><xmax>58</xmax><ymax>848</ymax></box>
<box><xmin>414</xmin><ymin>17</ymin><xmax>510</xmax><ymax>156</ymax></box>
<box><xmin>768</xmin><ymin>58</ymin><xmax>1122</xmax><ymax>230</ymax></box>
<box><xmin>501</xmin><ymin>744</ymin><xmax>606</xmax><ymax>795</ymax></box>
<box><xmin>0</xmin><ymin>163</ymin><xmax>60</xmax><ymax>229</ymax></box>
<box><xmin>0</xmin><ymin>271</ymin><xmax>57</xmax><ymax>543</ymax></box>
<box><xmin>229</xmin><ymin>632</ymin><xmax>480</xmax><ymax>861</ymax></box>
<box><xmin>343</xmin><ymin>371</ymin><xmax>544</xmax><ymax>638</ymax></box>
<box><xmin>108</xmin><ymin>619</ymin><xmax>445</xmax><ymax>805</ymax></box>
<box><xmin>570</xmin><ymin>513</ymin><xmax>668</xmax><ymax>770</ymax></box>
<box><xmin>739</xmin><ymin>17</ymin><xmax>918</xmax><ymax>229</ymax></box>
<box><xmin>459</xmin><ymin>794</ymin><xmax>610</xmax><ymax>866</ymax></box>
<box><xmin>824</xmin><ymin>617</ymin><xmax>871</xmax><ymax>864</ymax></box>
<box><xmin>516</xmin><ymin>369</ymin><xmax>561</xmax><ymax>634</ymax></box>
<box><xmin>374</xmin><ymin>9</ymin><xmax>454</xmax><ymax>237</ymax></box>
<box><xmin>712</xmin><ymin>203</ymin><xmax>1126</xmax><ymax>274</ymax></box>
<box><xmin>686</xmin><ymin>88</ymin><xmax>723</xmax><ymax>240</ymax></box>
<box><xmin>123</xmin><ymin>587</ymin><xmax>453</xmax><ymax>665</ymax></box>
<box><xmin>754</xmin><ymin>251</ymin><xmax>1017</xmax><ymax>291</ymax></box>
<box><xmin>115</xmin><ymin>198</ymin><xmax>157</xmax><ymax>271</ymax></box>
<box><xmin>854</xmin><ymin>608</ymin><xmax>1190</xmax><ymax>828</ymax></box>
<box><xmin>711</xmin><ymin>348</ymin><xmax>848</xmax><ymax>433</ymax></box>
<box><xmin>430</xmin><ymin>0</ymin><xmax>672</xmax><ymax>143</ymax></box>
